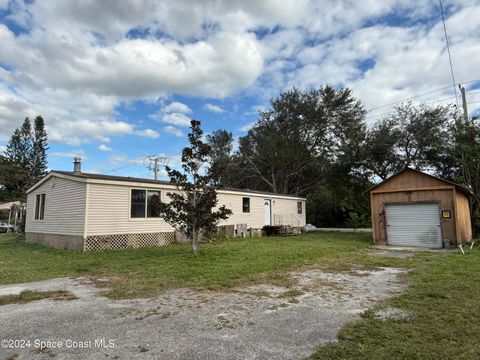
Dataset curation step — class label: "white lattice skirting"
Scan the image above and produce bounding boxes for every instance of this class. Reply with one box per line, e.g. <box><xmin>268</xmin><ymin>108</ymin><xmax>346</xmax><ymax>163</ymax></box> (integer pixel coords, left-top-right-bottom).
<box><xmin>84</xmin><ymin>232</ymin><xmax>176</xmax><ymax>251</ymax></box>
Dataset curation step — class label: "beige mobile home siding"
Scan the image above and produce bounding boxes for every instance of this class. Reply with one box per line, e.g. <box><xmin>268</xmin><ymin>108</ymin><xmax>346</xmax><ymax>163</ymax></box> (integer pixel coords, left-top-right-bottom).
<box><xmin>86</xmin><ymin>183</ymin><xmax>306</xmax><ymax>235</ymax></box>
<box><xmin>272</xmin><ymin>198</ymin><xmax>305</xmax><ymax>227</ymax></box>
<box><xmin>217</xmin><ymin>193</ymin><xmax>266</xmax><ymax>229</ymax></box>
<box><xmin>85</xmin><ymin>183</ymin><xmax>175</xmax><ymax>236</ymax></box>
<box><xmin>217</xmin><ymin>193</ymin><xmax>306</xmax><ymax>229</ymax></box>
<box><xmin>26</xmin><ymin>177</ymin><xmax>86</xmax><ymax>235</ymax></box>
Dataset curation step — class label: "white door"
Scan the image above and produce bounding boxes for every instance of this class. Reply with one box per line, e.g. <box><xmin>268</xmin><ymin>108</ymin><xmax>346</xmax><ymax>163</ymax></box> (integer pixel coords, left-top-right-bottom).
<box><xmin>264</xmin><ymin>200</ymin><xmax>271</xmax><ymax>226</ymax></box>
<box><xmin>385</xmin><ymin>203</ymin><xmax>442</xmax><ymax>248</ymax></box>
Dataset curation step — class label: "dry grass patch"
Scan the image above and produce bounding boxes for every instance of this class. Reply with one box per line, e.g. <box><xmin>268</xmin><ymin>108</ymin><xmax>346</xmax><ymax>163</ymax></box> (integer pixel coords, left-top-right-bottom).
<box><xmin>278</xmin><ymin>289</ymin><xmax>305</xmax><ymax>298</ymax></box>
<box><xmin>0</xmin><ymin>290</ymin><xmax>77</xmax><ymax>306</ymax></box>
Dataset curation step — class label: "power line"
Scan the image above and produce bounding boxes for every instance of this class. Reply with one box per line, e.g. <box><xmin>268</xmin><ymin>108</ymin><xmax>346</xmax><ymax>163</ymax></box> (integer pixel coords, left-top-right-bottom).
<box><xmin>365</xmin><ymin>89</ymin><xmax>480</xmax><ymax>122</ymax></box>
<box><xmin>365</xmin><ymin>95</ymin><xmax>455</xmax><ymax>120</ymax></box>
<box><xmin>103</xmin><ymin>163</ymin><xmax>143</xmax><ymax>174</ymax></box>
<box><xmin>366</xmin><ymin>85</ymin><xmax>453</xmax><ymax>113</ymax></box>
<box><xmin>439</xmin><ymin>0</ymin><xmax>459</xmax><ymax>106</ymax></box>
<box><xmin>146</xmin><ymin>155</ymin><xmax>167</xmax><ymax>180</ymax></box>
<box><xmin>366</xmin><ymin>79</ymin><xmax>480</xmax><ymax>114</ymax></box>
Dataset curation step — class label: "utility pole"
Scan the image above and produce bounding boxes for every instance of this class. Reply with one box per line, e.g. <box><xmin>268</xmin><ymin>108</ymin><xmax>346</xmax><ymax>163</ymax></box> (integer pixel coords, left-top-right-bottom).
<box><xmin>147</xmin><ymin>156</ymin><xmax>167</xmax><ymax>180</ymax></box>
<box><xmin>459</xmin><ymin>84</ymin><xmax>469</xmax><ymax>123</ymax></box>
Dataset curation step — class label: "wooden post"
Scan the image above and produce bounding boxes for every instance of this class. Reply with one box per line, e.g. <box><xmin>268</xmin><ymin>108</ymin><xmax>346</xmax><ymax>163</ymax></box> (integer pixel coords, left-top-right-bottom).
<box><xmin>459</xmin><ymin>84</ymin><xmax>469</xmax><ymax>123</ymax></box>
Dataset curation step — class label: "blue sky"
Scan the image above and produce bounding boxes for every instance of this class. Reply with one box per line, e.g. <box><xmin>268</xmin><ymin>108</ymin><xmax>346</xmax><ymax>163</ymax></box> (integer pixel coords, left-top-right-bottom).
<box><xmin>0</xmin><ymin>0</ymin><xmax>479</xmax><ymax>179</ymax></box>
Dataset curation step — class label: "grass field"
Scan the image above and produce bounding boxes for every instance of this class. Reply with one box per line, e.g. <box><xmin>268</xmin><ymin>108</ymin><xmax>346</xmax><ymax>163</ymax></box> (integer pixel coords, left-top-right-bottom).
<box><xmin>0</xmin><ymin>232</ymin><xmax>414</xmax><ymax>298</ymax></box>
<box><xmin>1</xmin><ymin>232</ymin><xmax>479</xmax><ymax>359</ymax></box>
<box><xmin>310</xmin><ymin>242</ymin><xmax>480</xmax><ymax>359</ymax></box>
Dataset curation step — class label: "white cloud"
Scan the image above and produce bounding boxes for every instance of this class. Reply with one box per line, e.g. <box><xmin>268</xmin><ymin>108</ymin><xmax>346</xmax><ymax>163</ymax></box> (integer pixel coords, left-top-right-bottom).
<box><xmin>134</xmin><ymin>128</ymin><xmax>160</xmax><ymax>138</ymax></box>
<box><xmin>0</xmin><ymin>0</ymin><xmax>9</xmax><ymax>11</ymax></box>
<box><xmin>238</xmin><ymin>121</ymin><xmax>256</xmax><ymax>132</ymax></box>
<box><xmin>156</xmin><ymin>112</ymin><xmax>191</xmax><ymax>127</ymax></box>
<box><xmin>163</xmin><ymin>125</ymin><xmax>184</xmax><ymax>137</ymax></box>
<box><xmin>47</xmin><ymin>118</ymin><xmax>135</xmax><ymax>146</ymax></box>
<box><xmin>0</xmin><ymin>2</ymin><xmax>267</xmax><ymax>144</ymax></box>
<box><xmin>204</xmin><ymin>103</ymin><xmax>224</xmax><ymax>113</ymax></box>
<box><xmin>0</xmin><ymin>25</ymin><xmax>263</xmax><ymax>98</ymax></box>
<box><xmin>1</xmin><ymin>0</ymin><xmax>480</xmax><ymax>149</ymax></box>
<box><xmin>163</xmin><ymin>101</ymin><xmax>192</xmax><ymax>114</ymax></box>
<box><xmin>51</xmin><ymin>149</ymin><xmax>86</xmax><ymax>160</ymax></box>
<box><xmin>98</xmin><ymin>144</ymin><xmax>112</xmax><ymax>152</ymax></box>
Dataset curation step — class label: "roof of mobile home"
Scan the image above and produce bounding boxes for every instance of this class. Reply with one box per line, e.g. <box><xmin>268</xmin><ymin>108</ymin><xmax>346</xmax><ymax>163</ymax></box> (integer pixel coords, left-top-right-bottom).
<box><xmin>27</xmin><ymin>170</ymin><xmax>306</xmax><ymax>200</ymax></box>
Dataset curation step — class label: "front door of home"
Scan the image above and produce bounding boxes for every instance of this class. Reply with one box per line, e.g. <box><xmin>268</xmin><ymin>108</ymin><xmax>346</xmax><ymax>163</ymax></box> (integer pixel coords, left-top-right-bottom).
<box><xmin>264</xmin><ymin>200</ymin><xmax>271</xmax><ymax>226</ymax></box>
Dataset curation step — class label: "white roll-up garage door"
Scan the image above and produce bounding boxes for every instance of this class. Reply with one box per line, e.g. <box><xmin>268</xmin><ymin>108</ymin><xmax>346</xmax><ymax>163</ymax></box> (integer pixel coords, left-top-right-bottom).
<box><xmin>385</xmin><ymin>203</ymin><xmax>442</xmax><ymax>248</ymax></box>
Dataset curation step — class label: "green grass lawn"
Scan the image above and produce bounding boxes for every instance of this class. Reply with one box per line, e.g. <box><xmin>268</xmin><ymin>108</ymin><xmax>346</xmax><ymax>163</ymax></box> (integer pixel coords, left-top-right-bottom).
<box><xmin>310</xmin><ymin>244</ymin><xmax>480</xmax><ymax>360</ymax></box>
<box><xmin>1</xmin><ymin>232</ymin><xmax>479</xmax><ymax>359</ymax></box>
<box><xmin>0</xmin><ymin>231</ymin><xmax>391</xmax><ymax>298</ymax></box>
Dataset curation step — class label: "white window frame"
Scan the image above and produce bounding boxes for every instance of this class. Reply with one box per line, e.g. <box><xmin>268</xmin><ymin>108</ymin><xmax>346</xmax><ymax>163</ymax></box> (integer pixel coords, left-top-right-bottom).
<box><xmin>297</xmin><ymin>201</ymin><xmax>303</xmax><ymax>215</ymax></box>
<box><xmin>129</xmin><ymin>188</ymin><xmax>162</xmax><ymax>220</ymax></box>
<box><xmin>242</xmin><ymin>197</ymin><xmax>250</xmax><ymax>213</ymax></box>
<box><xmin>34</xmin><ymin>193</ymin><xmax>46</xmax><ymax>221</ymax></box>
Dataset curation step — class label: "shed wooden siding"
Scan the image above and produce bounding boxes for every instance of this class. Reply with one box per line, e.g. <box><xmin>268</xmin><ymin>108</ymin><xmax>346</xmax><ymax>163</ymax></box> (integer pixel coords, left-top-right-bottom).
<box><xmin>370</xmin><ymin>169</ymin><xmax>472</xmax><ymax>246</ymax></box>
<box><xmin>454</xmin><ymin>190</ymin><xmax>472</xmax><ymax>243</ymax></box>
<box><xmin>371</xmin><ymin>188</ymin><xmax>455</xmax><ymax>245</ymax></box>
<box><xmin>26</xmin><ymin>177</ymin><xmax>86</xmax><ymax>236</ymax></box>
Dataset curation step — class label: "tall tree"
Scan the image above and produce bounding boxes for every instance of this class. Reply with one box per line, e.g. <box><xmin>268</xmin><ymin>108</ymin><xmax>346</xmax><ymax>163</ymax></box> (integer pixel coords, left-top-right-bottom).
<box><xmin>236</xmin><ymin>86</ymin><xmax>366</xmax><ymax>195</ymax></box>
<box><xmin>1</xmin><ymin>116</ymin><xmax>49</xmax><ymax>201</ymax></box>
<box><xmin>0</xmin><ymin>155</ymin><xmax>29</xmax><ymax>201</ymax></box>
<box><xmin>206</xmin><ymin>130</ymin><xmax>234</xmax><ymax>186</ymax></box>
<box><xmin>160</xmin><ymin>120</ymin><xmax>232</xmax><ymax>254</ymax></box>
<box><xmin>31</xmin><ymin>116</ymin><xmax>49</xmax><ymax>180</ymax></box>
<box><xmin>435</xmin><ymin>117</ymin><xmax>480</xmax><ymax>236</ymax></box>
<box><xmin>362</xmin><ymin>103</ymin><xmax>453</xmax><ymax>180</ymax></box>
<box><xmin>5</xmin><ymin>118</ymin><xmax>32</xmax><ymax>170</ymax></box>
<box><xmin>394</xmin><ymin>103</ymin><xmax>451</xmax><ymax>169</ymax></box>
<box><xmin>238</xmin><ymin>119</ymin><xmax>318</xmax><ymax>194</ymax></box>
<box><xmin>362</xmin><ymin>118</ymin><xmax>401</xmax><ymax>180</ymax></box>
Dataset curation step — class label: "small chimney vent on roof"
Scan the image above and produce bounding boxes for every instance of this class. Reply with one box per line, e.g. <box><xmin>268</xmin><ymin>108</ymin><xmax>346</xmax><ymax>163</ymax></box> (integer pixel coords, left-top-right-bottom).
<box><xmin>73</xmin><ymin>157</ymin><xmax>82</xmax><ymax>174</ymax></box>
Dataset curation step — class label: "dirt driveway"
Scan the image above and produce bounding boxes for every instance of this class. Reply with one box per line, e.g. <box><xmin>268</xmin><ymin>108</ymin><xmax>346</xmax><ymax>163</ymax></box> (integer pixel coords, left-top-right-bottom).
<box><xmin>0</xmin><ymin>267</ymin><xmax>406</xmax><ymax>360</ymax></box>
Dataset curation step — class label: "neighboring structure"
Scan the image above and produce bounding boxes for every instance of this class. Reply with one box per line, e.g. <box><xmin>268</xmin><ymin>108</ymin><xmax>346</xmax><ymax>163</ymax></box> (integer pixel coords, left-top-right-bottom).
<box><xmin>0</xmin><ymin>201</ymin><xmax>24</xmax><ymax>228</ymax></box>
<box><xmin>368</xmin><ymin>168</ymin><xmax>472</xmax><ymax>249</ymax></box>
<box><xmin>25</xmin><ymin>162</ymin><xmax>306</xmax><ymax>251</ymax></box>
<box><xmin>0</xmin><ymin>201</ymin><xmax>21</xmax><ymax>211</ymax></box>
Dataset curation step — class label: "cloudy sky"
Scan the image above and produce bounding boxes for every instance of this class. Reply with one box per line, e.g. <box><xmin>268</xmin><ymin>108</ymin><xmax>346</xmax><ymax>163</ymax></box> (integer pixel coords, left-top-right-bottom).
<box><xmin>1</xmin><ymin>0</ymin><xmax>479</xmax><ymax>178</ymax></box>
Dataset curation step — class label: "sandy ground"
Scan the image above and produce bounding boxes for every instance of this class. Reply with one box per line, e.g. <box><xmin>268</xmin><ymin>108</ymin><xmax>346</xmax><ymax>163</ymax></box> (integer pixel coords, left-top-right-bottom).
<box><xmin>0</xmin><ymin>267</ymin><xmax>406</xmax><ymax>360</ymax></box>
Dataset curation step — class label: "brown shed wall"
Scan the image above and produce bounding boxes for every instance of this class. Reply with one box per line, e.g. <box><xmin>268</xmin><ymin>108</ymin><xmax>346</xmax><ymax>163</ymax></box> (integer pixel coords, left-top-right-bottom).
<box><xmin>371</xmin><ymin>188</ymin><xmax>456</xmax><ymax>246</ymax></box>
<box><xmin>369</xmin><ymin>169</ymin><xmax>473</xmax><ymax>247</ymax></box>
<box><xmin>454</xmin><ymin>190</ymin><xmax>472</xmax><ymax>244</ymax></box>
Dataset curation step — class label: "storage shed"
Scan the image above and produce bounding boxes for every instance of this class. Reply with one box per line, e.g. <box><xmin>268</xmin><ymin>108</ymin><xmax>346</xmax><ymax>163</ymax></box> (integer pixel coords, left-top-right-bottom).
<box><xmin>369</xmin><ymin>168</ymin><xmax>472</xmax><ymax>248</ymax></box>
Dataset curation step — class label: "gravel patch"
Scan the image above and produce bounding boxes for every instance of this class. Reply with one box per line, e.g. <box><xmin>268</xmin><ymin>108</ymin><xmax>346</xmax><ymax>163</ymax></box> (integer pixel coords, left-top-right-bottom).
<box><xmin>374</xmin><ymin>307</ymin><xmax>416</xmax><ymax>321</ymax></box>
<box><xmin>368</xmin><ymin>250</ymin><xmax>417</xmax><ymax>258</ymax></box>
<box><xmin>0</xmin><ymin>267</ymin><xmax>407</xmax><ymax>360</ymax></box>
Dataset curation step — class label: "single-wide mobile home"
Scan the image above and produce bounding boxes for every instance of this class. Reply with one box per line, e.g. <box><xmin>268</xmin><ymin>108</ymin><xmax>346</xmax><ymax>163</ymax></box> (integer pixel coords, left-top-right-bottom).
<box><xmin>369</xmin><ymin>168</ymin><xmax>472</xmax><ymax>249</ymax></box>
<box><xmin>25</xmin><ymin>164</ymin><xmax>306</xmax><ymax>251</ymax></box>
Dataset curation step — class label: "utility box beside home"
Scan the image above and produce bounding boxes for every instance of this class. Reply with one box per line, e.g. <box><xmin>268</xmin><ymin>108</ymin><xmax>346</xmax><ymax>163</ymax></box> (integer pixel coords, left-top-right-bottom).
<box><xmin>369</xmin><ymin>168</ymin><xmax>472</xmax><ymax>249</ymax></box>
